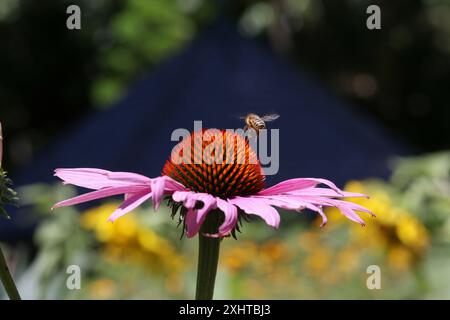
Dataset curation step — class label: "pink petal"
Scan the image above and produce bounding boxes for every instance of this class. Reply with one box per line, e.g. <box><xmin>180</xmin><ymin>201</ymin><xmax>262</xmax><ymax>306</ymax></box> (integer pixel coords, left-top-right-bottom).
<box><xmin>330</xmin><ymin>199</ymin><xmax>376</xmax><ymax>217</ymax></box>
<box><xmin>256</xmin><ymin>195</ymin><xmax>328</xmax><ymax>227</ymax></box>
<box><xmin>205</xmin><ymin>198</ymin><xmax>238</xmax><ymax>238</ymax></box>
<box><xmin>229</xmin><ymin>197</ymin><xmax>280</xmax><ymax>228</ymax></box>
<box><xmin>150</xmin><ymin>177</ymin><xmax>166</xmax><ymax>210</ymax></box>
<box><xmin>163</xmin><ymin>176</ymin><xmax>189</xmax><ymax>192</ymax></box>
<box><xmin>54</xmin><ymin>168</ymin><xmax>151</xmax><ymax>190</ymax></box>
<box><xmin>253</xmin><ymin>195</ymin><xmax>307</xmax><ymax>210</ymax></box>
<box><xmin>107</xmin><ymin>171</ymin><xmax>152</xmax><ymax>184</ymax></box>
<box><xmin>298</xmin><ymin>196</ymin><xmax>371</xmax><ymax>225</ymax></box>
<box><xmin>184</xmin><ymin>193</ymin><xmax>217</xmax><ymax>238</ymax></box>
<box><xmin>315</xmin><ymin>205</ymin><xmax>328</xmax><ymax>227</ymax></box>
<box><xmin>173</xmin><ymin>191</ymin><xmax>217</xmax><ymax>208</ymax></box>
<box><xmin>190</xmin><ymin>193</ymin><xmax>217</xmax><ymax>211</ymax></box>
<box><xmin>185</xmin><ymin>209</ymin><xmax>203</xmax><ymax>238</ymax></box>
<box><xmin>150</xmin><ymin>176</ymin><xmax>189</xmax><ymax>210</ymax></box>
<box><xmin>107</xmin><ymin>189</ymin><xmax>152</xmax><ymax>222</ymax></box>
<box><xmin>287</xmin><ymin>188</ymin><xmax>367</xmax><ymax>199</ymax></box>
<box><xmin>124</xmin><ymin>193</ymin><xmax>133</xmax><ymax>201</ymax></box>
<box><xmin>172</xmin><ymin>192</ymin><xmax>218</xmax><ymax>237</ymax></box>
<box><xmin>172</xmin><ymin>191</ymin><xmax>195</xmax><ymax>207</ymax></box>
<box><xmin>258</xmin><ymin>178</ymin><xmax>342</xmax><ymax>196</ymax></box>
<box><xmin>53</xmin><ymin>170</ymin><xmax>188</xmax><ymax>223</ymax></box>
<box><xmin>333</xmin><ymin>203</ymin><xmax>366</xmax><ymax>225</ymax></box>
<box><xmin>52</xmin><ymin>185</ymin><xmax>147</xmax><ymax>209</ymax></box>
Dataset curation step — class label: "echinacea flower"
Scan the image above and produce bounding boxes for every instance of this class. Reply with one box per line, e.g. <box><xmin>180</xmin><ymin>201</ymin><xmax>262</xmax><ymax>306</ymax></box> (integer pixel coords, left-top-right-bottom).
<box><xmin>53</xmin><ymin>129</ymin><xmax>374</xmax><ymax>238</ymax></box>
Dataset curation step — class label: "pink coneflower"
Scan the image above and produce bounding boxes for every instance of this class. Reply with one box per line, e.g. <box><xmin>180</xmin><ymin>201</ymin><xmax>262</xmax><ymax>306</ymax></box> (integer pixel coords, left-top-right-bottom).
<box><xmin>53</xmin><ymin>128</ymin><xmax>374</xmax><ymax>300</ymax></box>
<box><xmin>53</xmin><ymin>129</ymin><xmax>373</xmax><ymax>238</ymax></box>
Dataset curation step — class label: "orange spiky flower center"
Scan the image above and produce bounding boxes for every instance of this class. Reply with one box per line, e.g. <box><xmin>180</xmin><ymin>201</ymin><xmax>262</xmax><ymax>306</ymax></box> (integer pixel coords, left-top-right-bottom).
<box><xmin>162</xmin><ymin>129</ymin><xmax>265</xmax><ymax>198</ymax></box>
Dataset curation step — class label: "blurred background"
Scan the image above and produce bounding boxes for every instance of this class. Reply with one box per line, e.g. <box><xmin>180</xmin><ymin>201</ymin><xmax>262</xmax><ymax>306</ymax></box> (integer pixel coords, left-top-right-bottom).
<box><xmin>0</xmin><ymin>0</ymin><xmax>449</xmax><ymax>299</ymax></box>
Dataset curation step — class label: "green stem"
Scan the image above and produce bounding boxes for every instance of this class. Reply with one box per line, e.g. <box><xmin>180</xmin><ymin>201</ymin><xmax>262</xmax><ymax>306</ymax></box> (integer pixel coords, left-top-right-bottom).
<box><xmin>0</xmin><ymin>245</ymin><xmax>21</xmax><ymax>300</ymax></box>
<box><xmin>195</xmin><ymin>210</ymin><xmax>222</xmax><ymax>300</ymax></box>
<box><xmin>413</xmin><ymin>264</ymin><xmax>428</xmax><ymax>298</ymax></box>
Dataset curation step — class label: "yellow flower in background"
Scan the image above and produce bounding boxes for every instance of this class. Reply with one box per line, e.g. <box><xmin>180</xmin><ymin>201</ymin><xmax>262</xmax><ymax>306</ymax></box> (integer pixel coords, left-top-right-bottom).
<box><xmin>220</xmin><ymin>179</ymin><xmax>432</xmax><ymax>295</ymax></box>
<box><xmin>81</xmin><ymin>202</ymin><xmax>140</xmax><ymax>244</ymax></box>
<box><xmin>165</xmin><ymin>273</ymin><xmax>184</xmax><ymax>295</ymax></box>
<box><xmin>221</xmin><ymin>239</ymin><xmax>294</xmax><ymax>275</ymax></box>
<box><xmin>80</xmin><ymin>202</ymin><xmax>185</xmax><ymax>274</ymax></box>
<box><xmin>396</xmin><ymin>215</ymin><xmax>428</xmax><ymax>252</ymax></box>
<box><xmin>89</xmin><ymin>278</ymin><xmax>117</xmax><ymax>299</ymax></box>
<box><xmin>388</xmin><ymin>245</ymin><xmax>414</xmax><ymax>272</ymax></box>
<box><xmin>221</xmin><ymin>241</ymin><xmax>258</xmax><ymax>273</ymax></box>
<box><xmin>325</xmin><ymin>180</ymin><xmax>430</xmax><ymax>271</ymax></box>
<box><xmin>297</xmin><ymin>231</ymin><xmax>321</xmax><ymax>251</ymax></box>
<box><xmin>336</xmin><ymin>246</ymin><xmax>360</xmax><ymax>275</ymax></box>
<box><xmin>304</xmin><ymin>247</ymin><xmax>332</xmax><ymax>277</ymax></box>
<box><xmin>260</xmin><ymin>239</ymin><xmax>291</xmax><ymax>264</ymax></box>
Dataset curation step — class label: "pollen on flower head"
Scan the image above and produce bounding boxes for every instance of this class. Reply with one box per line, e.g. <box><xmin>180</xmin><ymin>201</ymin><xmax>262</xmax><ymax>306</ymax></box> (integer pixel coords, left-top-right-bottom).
<box><xmin>162</xmin><ymin>129</ymin><xmax>265</xmax><ymax>198</ymax></box>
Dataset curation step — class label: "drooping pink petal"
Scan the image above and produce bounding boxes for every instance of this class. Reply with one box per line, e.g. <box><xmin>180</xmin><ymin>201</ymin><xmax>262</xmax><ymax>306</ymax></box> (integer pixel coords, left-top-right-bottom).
<box><xmin>295</xmin><ymin>195</ymin><xmax>374</xmax><ymax>215</ymax></box>
<box><xmin>107</xmin><ymin>189</ymin><xmax>152</xmax><ymax>222</ymax></box>
<box><xmin>184</xmin><ymin>209</ymin><xmax>204</xmax><ymax>238</ymax></box>
<box><xmin>173</xmin><ymin>192</ymin><xmax>240</xmax><ymax>237</ymax></box>
<box><xmin>149</xmin><ymin>176</ymin><xmax>189</xmax><ymax>210</ymax></box>
<box><xmin>124</xmin><ymin>193</ymin><xmax>133</xmax><ymax>201</ymax></box>
<box><xmin>258</xmin><ymin>178</ymin><xmax>342</xmax><ymax>196</ymax></box>
<box><xmin>297</xmin><ymin>195</ymin><xmax>372</xmax><ymax>225</ymax></box>
<box><xmin>53</xmin><ymin>170</ymin><xmax>190</xmax><ymax>222</ymax></box>
<box><xmin>182</xmin><ymin>193</ymin><xmax>218</xmax><ymax>237</ymax></box>
<box><xmin>189</xmin><ymin>193</ymin><xmax>217</xmax><ymax>211</ymax></box>
<box><xmin>54</xmin><ymin>168</ymin><xmax>151</xmax><ymax>190</ymax></box>
<box><xmin>163</xmin><ymin>177</ymin><xmax>189</xmax><ymax>192</ymax></box>
<box><xmin>52</xmin><ymin>185</ymin><xmax>147</xmax><ymax>209</ymax></box>
<box><xmin>229</xmin><ymin>197</ymin><xmax>280</xmax><ymax>228</ymax></box>
<box><xmin>150</xmin><ymin>177</ymin><xmax>166</xmax><ymax>210</ymax></box>
<box><xmin>252</xmin><ymin>195</ymin><xmax>306</xmax><ymax>210</ymax></box>
<box><xmin>205</xmin><ymin>198</ymin><xmax>238</xmax><ymax>238</ymax></box>
<box><xmin>286</xmin><ymin>187</ymin><xmax>367</xmax><ymax>199</ymax></box>
<box><xmin>314</xmin><ymin>205</ymin><xmax>328</xmax><ymax>227</ymax></box>
<box><xmin>254</xmin><ymin>194</ymin><xmax>328</xmax><ymax>227</ymax></box>
<box><xmin>106</xmin><ymin>171</ymin><xmax>153</xmax><ymax>185</ymax></box>
<box><xmin>172</xmin><ymin>191</ymin><xmax>195</xmax><ymax>207</ymax></box>
<box><xmin>327</xmin><ymin>199</ymin><xmax>375</xmax><ymax>217</ymax></box>
<box><xmin>331</xmin><ymin>202</ymin><xmax>366</xmax><ymax>225</ymax></box>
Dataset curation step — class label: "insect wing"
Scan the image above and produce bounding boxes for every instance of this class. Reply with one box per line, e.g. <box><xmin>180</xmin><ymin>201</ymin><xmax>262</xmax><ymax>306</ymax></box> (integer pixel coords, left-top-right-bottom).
<box><xmin>260</xmin><ymin>114</ymin><xmax>280</xmax><ymax>122</ymax></box>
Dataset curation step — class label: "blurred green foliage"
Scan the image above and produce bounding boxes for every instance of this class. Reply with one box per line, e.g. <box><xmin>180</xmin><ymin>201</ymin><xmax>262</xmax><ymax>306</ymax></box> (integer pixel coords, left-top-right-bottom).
<box><xmin>92</xmin><ymin>0</ymin><xmax>214</xmax><ymax>106</ymax></box>
<box><xmin>390</xmin><ymin>152</ymin><xmax>450</xmax><ymax>235</ymax></box>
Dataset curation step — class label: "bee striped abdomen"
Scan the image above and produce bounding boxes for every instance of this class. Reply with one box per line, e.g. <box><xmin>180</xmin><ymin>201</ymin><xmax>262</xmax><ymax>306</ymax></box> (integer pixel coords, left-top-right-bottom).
<box><xmin>253</xmin><ymin>119</ymin><xmax>265</xmax><ymax>129</ymax></box>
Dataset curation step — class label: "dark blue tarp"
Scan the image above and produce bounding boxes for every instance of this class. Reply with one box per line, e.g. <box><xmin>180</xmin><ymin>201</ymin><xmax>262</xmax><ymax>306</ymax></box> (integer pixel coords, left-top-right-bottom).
<box><xmin>1</xmin><ymin>19</ymin><xmax>410</xmax><ymax>241</ymax></box>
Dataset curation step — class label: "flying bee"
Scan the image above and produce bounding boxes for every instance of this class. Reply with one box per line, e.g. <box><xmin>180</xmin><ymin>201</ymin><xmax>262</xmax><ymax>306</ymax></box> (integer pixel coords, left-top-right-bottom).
<box><xmin>240</xmin><ymin>113</ymin><xmax>280</xmax><ymax>136</ymax></box>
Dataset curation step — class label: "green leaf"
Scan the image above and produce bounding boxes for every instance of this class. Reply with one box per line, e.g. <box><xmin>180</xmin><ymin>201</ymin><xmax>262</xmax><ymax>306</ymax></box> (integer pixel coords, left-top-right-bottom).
<box><xmin>0</xmin><ymin>169</ymin><xmax>18</xmax><ymax>220</ymax></box>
